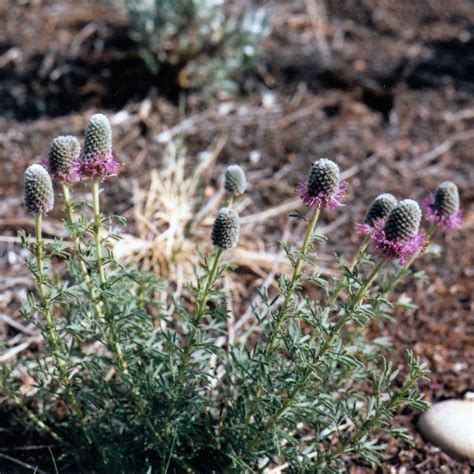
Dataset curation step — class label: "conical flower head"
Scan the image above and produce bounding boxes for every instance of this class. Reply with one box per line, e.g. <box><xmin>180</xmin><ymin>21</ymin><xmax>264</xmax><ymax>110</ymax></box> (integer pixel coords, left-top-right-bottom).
<box><xmin>75</xmin><ymin>113</ymin><xmax>120</xmax><ymax>180</ymax></box>
<box><xmin>423</xmin><ymin>181</ymin><xmax>462</xmax><ymax>230</ymax></box>
<box><xmin>211</xmin><ymin>207</ymin><xmax>240</xmax><ymax>250</ymax></box>
<box><xmin>48</xmin><ymin>135</ymin><xmax>81</xmax><ymax>181</ymax></box>
<box><xmin>24</xmin><ymin>164</ymin><xmax>54</xmax><ymax>215</ymax></box>
<box><xmin>433</xmin><ymin>181</ymin><xmax>459</xmax><ymax>218</ymax></box>
<box><xmin>224</xmin><ymin>165</ymin><xmax>246</xmax><ymax>197</ymax></box>
<box><xmin>83</xmin><ymin>113</ymin><xmax>112</xmax><ymax>161</ymax></box>
<box><xmin>384</xmin><ymin>199</ymin><xmax>421</xmax><ymax>242</ymax></box>
<box><xmin>364</xmin><ymin>193</ymin><xmax>398</xmax><ymax>226</ymax></box>
<box><xmin>307</xmin><ymin>158</ymin><xmax>340</xmax><ymax>197</ymax></box>
<box><xmin>297</xmin><ymin>158</ymin><xmax>346</xmax><ymax>209</ymax></box>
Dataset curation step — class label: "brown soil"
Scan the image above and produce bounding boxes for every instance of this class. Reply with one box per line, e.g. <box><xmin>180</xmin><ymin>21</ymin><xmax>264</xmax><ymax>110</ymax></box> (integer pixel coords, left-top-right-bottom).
<box><xmin>0</xmin><ymin>0</ymin><xmax>473</xmax><ymax>472</ymax></box>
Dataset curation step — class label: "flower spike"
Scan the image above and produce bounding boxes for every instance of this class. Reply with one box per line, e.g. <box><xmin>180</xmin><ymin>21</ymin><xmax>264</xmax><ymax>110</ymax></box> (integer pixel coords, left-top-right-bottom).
<box><xmin>370</xmin><ymin>199</ymin><xmax>426</xmax><ymax>265</ymax></box>
<box><xmin>74</xmin><ymin>113</ymin><xmax>121</xmax><ymax>181</ymax></box>
<box><xmin>84</xmin><ymin>113</ymin><xmax>112</xmax><ymax>160</ymax></box>
<box><xmin>364</xmin><ymin>193</ymin><xmax>398</xmax><ymax>226</ymax></box>
<box><xmin>224</xmin><ymin>165</ymin><xmax>246</xmax><ymax>197</ymax></box>
<box><xmin>46</xmin><ymin>135</ymin><xmax>81</xmax><ymax>183</ymax></box>
<box><xmin>211</xmin><ymin>208</ymin><xmax>240</xmax><ymax>250</ymax></box>
<box><xmin>423</xmin><ymin>181</ymin><xmax>462</xmax><ymax>230</ymax></box>
<box><xmin>356</xmin><ymin>193</ymin><xmax>398</xmax><ymax>235</ymax></box>
<box><xmin>297</xmin><ymin>158</ymin><xmax>346</xmax><ymax>209</ymax></box>
<box><xmin>24</xmin><ymin>164</ymin><xmax>54</xmax><ymax>215</ymax></box>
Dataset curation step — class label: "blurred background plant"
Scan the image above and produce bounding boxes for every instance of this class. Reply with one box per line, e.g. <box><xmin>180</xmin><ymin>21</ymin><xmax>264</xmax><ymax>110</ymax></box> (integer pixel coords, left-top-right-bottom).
<box><xmin>120</xmin><ymin>0</ymin><xmax>270</xmax><ymax>97</ymax></box>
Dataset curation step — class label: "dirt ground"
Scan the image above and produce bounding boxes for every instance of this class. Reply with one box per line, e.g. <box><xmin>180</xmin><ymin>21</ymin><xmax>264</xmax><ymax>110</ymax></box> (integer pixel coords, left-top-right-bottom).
<box><xmin>0</xmin><ymin>0</ymin><xmax>473</xmax><ymax>472</ymax></box>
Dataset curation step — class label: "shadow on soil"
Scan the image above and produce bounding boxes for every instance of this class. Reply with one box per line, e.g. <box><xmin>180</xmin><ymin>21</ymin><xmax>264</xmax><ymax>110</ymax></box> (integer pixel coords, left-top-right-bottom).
<box><xmin>0</xmin><ymin>24</ymin><xmax>181</xmax><ymax>121</ymax></box>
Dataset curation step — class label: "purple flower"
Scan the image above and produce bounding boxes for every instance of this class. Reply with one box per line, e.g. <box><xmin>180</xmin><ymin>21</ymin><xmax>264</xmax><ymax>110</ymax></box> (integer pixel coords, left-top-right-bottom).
<box><xmin>43</xmin><ymin>136</ymin><xmax>82</xmax><ymax>184</ymax></box>
<box><xmin>355</xmin><ymin>219</ymin><xmax>381</xmax><ymax>237</ymax></box>
<box><xmin>422</xmin><ymin>181</ymin><xmax>462</xmax><ymax>230</ymax></box>
<box><xmin>368</xmin><ymin>200</ymin><xmax>427</xmax><ymax>265</ymax></box>
<box><xmin>72</xmin><ymin>150</ymin><xmax>121</xmax><ymax>182</ymax></box>
<box><xmin>297</xmin><ymin>181</ymin><xmax>346</xmax><ymax>209</ymax></box>
<box><xmin>355</xmin><ymin>193</ymin><xmax>398</xmax><ymax>236</ymax></box>
<box><xmin>297</xmin><ymin>158</ymin><xmax>346</xmax><ymax>209</ymax></box>
<box><xmin>371</xmin><ymin>225</ymin><xmax>426</xmax><ymax>266</ymax></box>
<box><xmin>74</xmin><ymin>114</ymin><xmax>122</xmax><ymax>181</ymax></box>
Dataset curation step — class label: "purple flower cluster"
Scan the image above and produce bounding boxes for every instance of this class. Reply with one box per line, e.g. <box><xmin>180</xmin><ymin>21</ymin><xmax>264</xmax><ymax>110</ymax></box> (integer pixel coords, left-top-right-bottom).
<box><xmin>43</xmin><ymin>114</ymin><xmax>121</xmax><ymax>184</ymax></box>
<box><xmin>43</xmin><ymin>135</ymin><xmax>82</xmax><ymax>184</ymax></box>
<box><xmin>297</xmin><ymin>181</ymin><xmax>346</xmax><ymax>209</ymax></box>
<box><xmin>355</xmin><ymin>198</ymin><xmax>427</xmax><ymax>265</ymax></box>
<box><xmin>355</xmin><ymin>220</ymin><xmax>380</xmax><ymax>237</ymax></box>
<box><xmin>370</xmin><ymin>219</ymin><xmax>426</xmax><ymax>265</ymax></box>
<box><xmin>42</xmin><ymin>157</ymin><xmax>80</xmax><ymax>184</ymax></box>
<box><xmin>72</xmin><ymin>150</ymin><xmax>121</xmax><ymax>182</ymax></box>
<box><xmin>297</xmin><ymin>158</ymin><xmax>346</xmax><ymax>210</ymax></box>
<box><xmin>423</xmin><ymin>197</ymin><xmax>462</xmax><ymax>230</ymax></box>
<box><xmin>423</xmin><ymin>181</ymin><xmax>462</xmax><ymax>230</ymax></box>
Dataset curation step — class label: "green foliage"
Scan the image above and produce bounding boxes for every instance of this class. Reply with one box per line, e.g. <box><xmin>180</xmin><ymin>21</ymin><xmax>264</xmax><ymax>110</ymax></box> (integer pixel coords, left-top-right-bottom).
<box><xmin>121</xmin><ymin>0</ymin><xmax>270</xmax><ymax>96</ymax></box>
<box><xmin>1</xmin><ymin>121</ymin><xmax>442</xmax><ymax>472</ymax></box>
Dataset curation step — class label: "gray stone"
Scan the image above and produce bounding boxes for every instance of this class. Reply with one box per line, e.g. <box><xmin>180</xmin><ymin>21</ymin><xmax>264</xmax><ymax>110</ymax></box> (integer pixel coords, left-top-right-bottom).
<box><xmin>418</xmin><ymin>397</ymin><xmax>474</xmax><ymax>461</ymax></box>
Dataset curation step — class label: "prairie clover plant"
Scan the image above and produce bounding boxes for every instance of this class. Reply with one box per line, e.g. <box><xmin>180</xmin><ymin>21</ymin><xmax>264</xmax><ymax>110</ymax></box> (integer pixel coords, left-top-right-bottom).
<box><xmin>0</xmin><ymin>116</ymin><xmax>463</xmax><ymax>471</ymax></box>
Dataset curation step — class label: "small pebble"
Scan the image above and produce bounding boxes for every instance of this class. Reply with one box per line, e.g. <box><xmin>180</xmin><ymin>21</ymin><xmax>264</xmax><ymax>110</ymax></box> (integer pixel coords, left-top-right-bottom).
<box><xmin>418</xmin><ymin>397</ymin><xmax>474</xmax><ymax>461</ymax></box>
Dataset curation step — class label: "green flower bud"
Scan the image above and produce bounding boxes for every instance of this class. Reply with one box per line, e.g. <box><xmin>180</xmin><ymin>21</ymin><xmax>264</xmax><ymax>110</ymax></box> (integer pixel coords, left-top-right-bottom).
<box><xmin>364</xmin><ymin>193</ymin><xmax>398</xmax><ymax>226</ymax></box>
<box><xmin>224</xmin><ymin>165</ymin><xmax>246</xmax><ymax>197</ymax></box>
<box><xmin>49</xmin><ymin>135</ymin><xmax>80</xmax><ymax>176</ymax></box>
<box><xmin>307</xmin><ymin>158</ymin><xmax>340</xmax><ymax>197</ymax></box>
<box><xmin>83</xmin><ymin>113</ymin><xmax>112</xmax><ymax>160</ymax></box>
<box><xmin>24</xmin><ymin>164</ymin><xmax>54</xmax><ymax>215</ymax></box>
<box><xmin>211</xmin><ymin>207</ymin><xmax>240</xmax><ymax>250</ymax></box>
<box><xmin>433</xmin><ymin>181</ymin><xmax>460</xmax><ymax>218</ymax></box>
<box><xmin>384</xmin><ymin>199</ymin><xmax>421</xmax><ymax>242</ymax></box>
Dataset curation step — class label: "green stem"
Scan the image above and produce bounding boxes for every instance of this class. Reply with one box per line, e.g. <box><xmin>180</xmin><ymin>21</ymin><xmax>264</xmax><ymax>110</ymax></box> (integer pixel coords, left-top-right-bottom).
<box><xmin>177</xmin><ymin>248</ymin><xmax>223</xmax><ymax>387</ymax></box>
<box><xmin>62</xmin><ymin>183</ymin><xmax>104</xmax><ymax>324</ymax></box>
<box><xmin>91</xmin><ymin>179</ymin><xmax>163</xmax><ymax>446</ymax></box>
<box><xmin>245</xmin><ymin>207</ymin><xmax>320</xmax><ymax>425</ymax></box>
<box><xmin>266</xmin><ymin>207</ymin><xmax>321</xmax><ymax>355</ymax></box>
<box><xmin>369</xmin><ymin>223</ymin><xmax>437</xmax><ymax>324</ymax></box>
<box><xmin>386</xmin><ymin>223</ymin><xmax>436</xmax><ymax>294</ymax></box>
<box><xmin>328</xmin><ymin>235</ymin><xmax>370</xmax><ymax>307</ymax></box>
<box><xmin>92</xmin><ymin>180</ymin><xmax>107</xmax><ymax>288</ymax></box>
<box><xmin>34</xmin><ymin>214</ymin><xmax>84</xmax><ymax>421</ymax></box>
<box><xmin>164</xmin><ymin>248</ymin><xmax>223</xmax><ymax>441</ymax></box>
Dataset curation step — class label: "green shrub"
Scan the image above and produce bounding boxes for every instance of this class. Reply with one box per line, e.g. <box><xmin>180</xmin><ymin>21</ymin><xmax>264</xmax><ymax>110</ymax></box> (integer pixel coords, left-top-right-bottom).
<box><xmin>121</xmin><ymin>0</ymin><xmax>270</xmax><ymax>96</ymax></box>
<box><xmin>1</xmin><ymin>114</ymin><xmax>463</xmax><ymax>472</ymax></box>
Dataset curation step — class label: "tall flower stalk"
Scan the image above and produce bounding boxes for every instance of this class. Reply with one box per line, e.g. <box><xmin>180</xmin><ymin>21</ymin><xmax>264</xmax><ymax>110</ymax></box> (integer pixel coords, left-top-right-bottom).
<box><xmin>76</xmin><ymin>114</ymin><xmax>163</xmax><ymax>448</ymax></box>
<box><xmin>177</xmin><ymin>207</ymin><xmax>239</xmax><ymax>383</ymax></box>
<box><xmin>269</xmin><ymin>158</ymin><xmax>345</xmax><ymax>352</ymax></box>
<box><xmin>24</xmin><ymin>165</ymin><xmax>85</xmax><ymax>423</ymax></box>
<box><xmin>266</xmin><ymin>206</ymin><xmax>320</xmax><ymax>354</ymax></box>
<box><xmin>164</xmin><ymin>207</ymin><xmax>239</xmax><ymax>444</ymax></box>
<box><xmin>246</xmin><ymin>159</ymin><xmax>345</xmax><ymax>425</ymax></box>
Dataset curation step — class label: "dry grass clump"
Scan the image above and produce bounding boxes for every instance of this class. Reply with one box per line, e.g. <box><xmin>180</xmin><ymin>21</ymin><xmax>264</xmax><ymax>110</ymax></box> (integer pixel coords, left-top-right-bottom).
<box><xmin>113</xmin><ymin>135</ymin><xmax>297</xmax><ymax>298</ymax></box>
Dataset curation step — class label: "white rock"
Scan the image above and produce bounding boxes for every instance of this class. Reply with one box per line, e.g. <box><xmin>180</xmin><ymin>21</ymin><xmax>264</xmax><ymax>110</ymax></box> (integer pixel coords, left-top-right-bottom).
<box><xmin>418</xmin><ymin>398</ymin><xmax>474</xmax><ymax>461</ymax></box>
